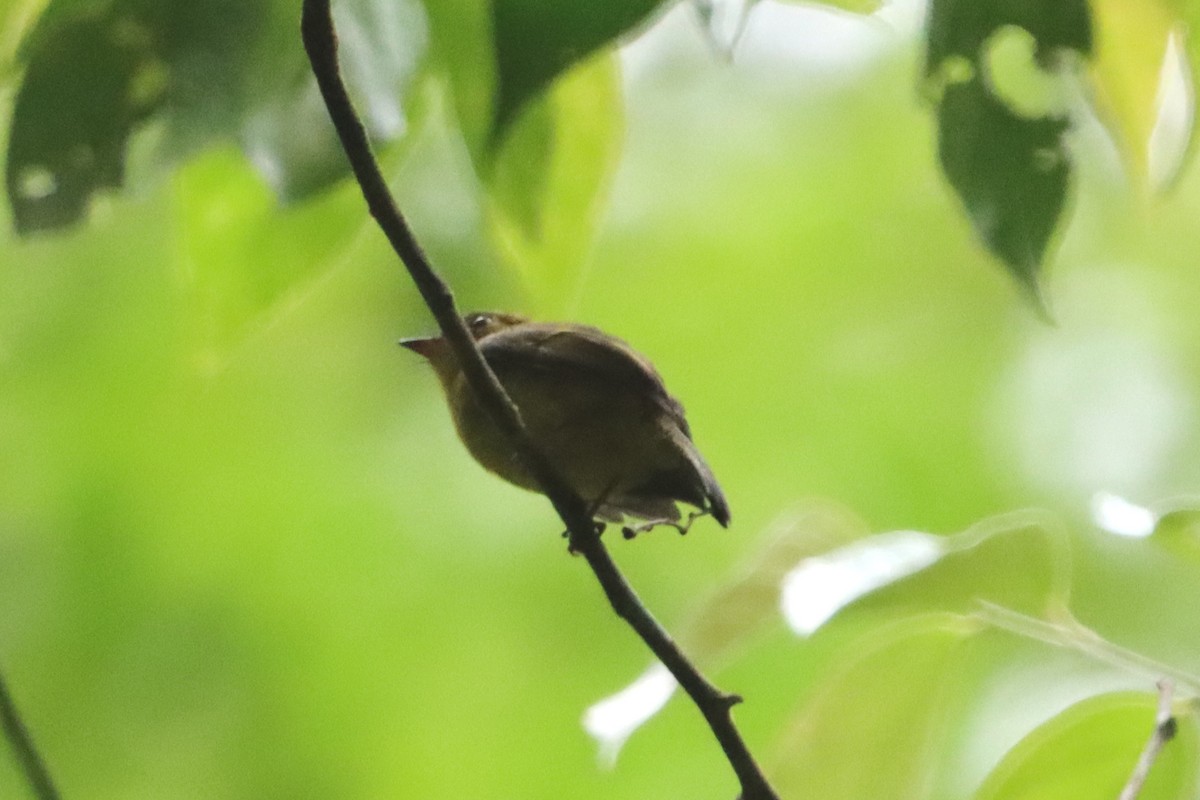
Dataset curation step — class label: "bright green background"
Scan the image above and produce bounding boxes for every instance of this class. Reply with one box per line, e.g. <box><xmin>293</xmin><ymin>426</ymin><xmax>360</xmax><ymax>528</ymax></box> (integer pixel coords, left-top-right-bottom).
<box><xmin>4</xmin><ymin>1</ymin><xmax>1200</xmax><ymax>798</ymax></box>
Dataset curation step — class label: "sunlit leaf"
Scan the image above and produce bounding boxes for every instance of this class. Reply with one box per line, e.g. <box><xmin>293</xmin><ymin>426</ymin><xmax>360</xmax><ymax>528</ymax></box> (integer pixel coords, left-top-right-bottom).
<box><xmin>1152</xmin><ymin>507</ymin><xmax>1200</xmax><ymax>564</ymax></box>
<box><xmin>775</xmin><ymin>0</ymin><xmax>882</xmax><ymax>14</ymax></box>
<box><xmin>583</xmin><ymin>502</ymin><xmax>867</xmax><ymax>761</ymax></box>
<box><xmin>974</xmin><ymin>692</ymin><xmax>1199</xmax><ymax>800</ymax></box>
<box><xmin>172</xmin><ymin>148</ymin><xmax>369</xmax><ymax>356</ymax></box>
<box><xmin>1</xmin><ymin>0</ymin><xmax>47</xmax><ymax>70</ymax></box>
<box><xmin>924</xmin><ymin>0</ymin><xmax>1092</xmax><ymax>298</ymax></box>
<box><xmin>678</xmin><ymin>503</ymin><xmax>868</xmax><ymax>657</ymax></box>
<box><xmin>771</xmin><ymin>614</ymin><xmax>978</xmax><ymax>800</ymax></box>
<box><xmin>486</xmin><ymin>53</ymin><xmax>623</xmax><ymax>311</ymax></box>
<box><xmin>421</xmin><ymin>0</ymin><xmax>494</xmax><ymax>161</ymax></box>
<box><xmin>812</xmin><ymin>512</ymin><xmax>1071</xmax><ymax>627</ymax></box>
<box><xmin>1089</xmin><ymin>0</ymin><xmax>1188</xmax><ymax>192</ymax></box>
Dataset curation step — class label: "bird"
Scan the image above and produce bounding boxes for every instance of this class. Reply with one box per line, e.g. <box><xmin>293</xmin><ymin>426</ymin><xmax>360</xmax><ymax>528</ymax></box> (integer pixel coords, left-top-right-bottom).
<box><xmin>400</xmin><ymin>311</ymin><xmax>730</xmax><ymax>535</ymax></box>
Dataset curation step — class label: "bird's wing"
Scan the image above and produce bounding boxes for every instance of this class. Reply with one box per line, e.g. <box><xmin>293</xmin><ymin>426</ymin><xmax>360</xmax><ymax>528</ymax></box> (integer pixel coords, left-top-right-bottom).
<box><xmin>480</xmin><ymin>323</ymin><xmax>692</xmax><ymax>436</ymax></box>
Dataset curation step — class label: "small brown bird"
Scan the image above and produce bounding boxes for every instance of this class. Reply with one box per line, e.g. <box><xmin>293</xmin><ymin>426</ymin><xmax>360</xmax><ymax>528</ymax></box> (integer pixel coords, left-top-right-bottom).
<box><xmin>401</xmin><ymin>312</ymin><xmax>730</xmax><ymax>532</ymax></box>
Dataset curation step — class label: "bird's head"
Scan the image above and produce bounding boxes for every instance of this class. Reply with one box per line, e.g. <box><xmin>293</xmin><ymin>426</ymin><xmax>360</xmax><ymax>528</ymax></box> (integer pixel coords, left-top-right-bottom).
<box><xmin>399</xmin><ymin>311</ymin><xmax>528</xmax><ymax>374</ymax></box>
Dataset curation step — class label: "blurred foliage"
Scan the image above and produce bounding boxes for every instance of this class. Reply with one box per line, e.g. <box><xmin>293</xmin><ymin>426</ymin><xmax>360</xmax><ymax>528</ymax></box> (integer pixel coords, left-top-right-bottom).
<box><xmin>5</xmin><ymin>0</ymin><xmax>1200</xmax><ymax>799</ymax></box>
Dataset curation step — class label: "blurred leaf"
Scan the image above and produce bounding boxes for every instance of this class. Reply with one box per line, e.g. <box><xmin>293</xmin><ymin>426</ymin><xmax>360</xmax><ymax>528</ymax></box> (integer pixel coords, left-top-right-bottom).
<box><xmin>821</xmin><ymin>512</ymin><xmax>1072</xmax><ymax>627</ymax></box>
<box><xmin>924</xmin><ymin>0</ymin><xmax>1092</xmax><ymax>297</ymax></box>
<box><xmin>243</xmin><ymin>0</ymin><xmax>428</xmax><ymax>200</ymax></box>
<box><xmin>1</xmin><ymin>0</ymin><xmax>47</xmax><ymax>70</ymax></box>
<box><xmin>490</xmin><ymin>0</ymin><xmax>662</xmax><ymax>141</ymax></box>
<box><xmin>583</xmin><ymin>503</ymin><xmax>867</xmax><ymax>761</ymax></box>
<box><xmin>1089</xmin><ymin>0</ymin><xmax>1184</xmax><ymax>192</ymax></box>
<box><xmin>421</xmin><ymin>0</ymin><xmax>494</xmax><ymax>161</ymax></box>
<box><xmin>774</xmin><ymin>0</ymin><xmax>882</xmax><ymax>13</ymax></box>
<box><xmin>172</xmin><ymin>147</ymin><xmax>369</xmax><ymax>355</ymax></box>
<box><xmin>926</xmin><ymin>0</ymin><xmax>1091</xmax><ymax>69</ymax></box>
<box><xmin>771</xmin><ymin>614</ymin><xmax>978</xmax><ymax>800</ymax></box>
<box><xmin>6</xmin><ymin>0</ymin><xmax>426</xmax><ymax>233</ymax></box>
<box><xmin>5</xmin><ymin>5</ymin><xmax>167</xmax><ymax>234</ymax></box>
<box><xmin>485</xmin><ymin>53</ymin><xmax>623</xmax><ymax>311</ymax></box>
<box><xmin>692</xmin><ymin>0</ymin><xmax>885</xmax><ymax>61</ymax></box>
<box><xmin>675</xmin><ymin>503</ymin><xmax>868</xmax><ymax>661</ymax></box>
<box><xmin>1152</xmin><ymin>507</ymin><xmax>1200</xmax><ymax>564</ymax></box>
<box><xmin>974</xmin><ymin>692</ymin><xmax>1199</xmax><ymax>800</ymax></box>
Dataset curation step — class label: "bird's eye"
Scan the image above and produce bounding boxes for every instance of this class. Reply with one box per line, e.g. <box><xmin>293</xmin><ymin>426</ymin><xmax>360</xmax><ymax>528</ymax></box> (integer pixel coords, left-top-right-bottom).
<box><xmin>466</xmin><ymin>313</ymin><xmax>493</xmax><ymax>337</ymax></box>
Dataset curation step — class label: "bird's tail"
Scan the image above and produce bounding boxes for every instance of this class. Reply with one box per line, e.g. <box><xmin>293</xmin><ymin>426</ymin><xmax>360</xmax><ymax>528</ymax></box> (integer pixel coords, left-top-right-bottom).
<box><xmin>668</xmin><ymin>426</ymin><xmax>730</xmax><ymax>527</ymax></box>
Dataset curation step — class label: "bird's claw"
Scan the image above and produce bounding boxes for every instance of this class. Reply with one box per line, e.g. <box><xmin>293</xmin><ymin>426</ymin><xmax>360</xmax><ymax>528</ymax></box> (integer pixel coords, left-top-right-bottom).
<box><xmin>622</xmin><ymin>509</ymin><xmax>708</xmax><ymax>540</ymax></box>
<box><xmin>563</xmin><ymin>521</ymin><xmax>607</xmax><ymax>554</ymax></box>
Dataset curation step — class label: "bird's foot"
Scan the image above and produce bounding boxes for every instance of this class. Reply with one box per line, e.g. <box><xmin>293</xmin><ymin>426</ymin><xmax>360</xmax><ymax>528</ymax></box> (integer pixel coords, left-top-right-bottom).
<box><xmin>564</xmin><ymin>521</ymin><xmax>607</xmax><ymax>554</ymax></box>
<box><xmin>622</xmin><ymin>509</ymin><xmax>708</xmax><ymax>540</ymax></box>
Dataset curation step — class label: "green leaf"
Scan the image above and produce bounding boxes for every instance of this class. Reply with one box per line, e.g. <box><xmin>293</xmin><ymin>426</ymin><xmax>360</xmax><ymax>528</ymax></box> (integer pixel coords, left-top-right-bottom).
<box><xmin>172</xmin><ymin>147</ymin><xmax>369</xmax><ymax>356</ymax></box>
<box><xmin>771</xmin><ymin>614</ymin><xmax>979</xmax><ymax>800</ymax></box>
<box><xmin>6</xmin><ymin>0</ymin><xmax>427</xmax><ymax>234</ymax></box>
<box><xmin>924</xmin><ymin>0</ymin><xmax>1092</xmax><ymax>298</ymax></box>
<box><xmin>421</xmin><ymin>0</ymin><xmax>495</xmax><ymax>162</ymax></box>
<box><xmin>1089</xmin><ymin>0</ymin><xmax>1189</xmax><ymax>193</ymax></box>
<box><xmin>774</xmin><ymin>0</ymin><xmax>882</xmax><ymax>13</ymax></box>
<box><xmin>822</xmin><ymin>512</ymin><xmax>1072</xmax><ymax>625</ymax></box>
<box><xmin>1152</xmin><ymin>507</ymin><xmax>1200</xmax><ymax>565</ymax></box>
<box><xmin>5</xmin><ymin>4</ymin><xmax>167</xmax><ymax>234</ymax></box>
<box><xmin>582</xmin><ymin>503</ymin><xmax>868</xmax><ymax>761</ymax></box>
<box><xmin>490</xmin><ymin>0</ymin><xmax>663</xmax><ymax>141</ymax></box>
<box><xmin>974</xmin><ymin>693</ymin><xmax>1199</xmax><ymax>800</ymax></box>
<box><xmin>1</xmin><ymin>0</ymin><xmax>48</xmax><ymax>71</ymax></box>
<box><xmin>242</xmin><ymin>0</ymin><xmax>429</xmax><ymax>201</ymax></box>
<box><xmin>485</xmin><ymin>52</ymin><xmax>623</xmax><ymax>311</ymax></box>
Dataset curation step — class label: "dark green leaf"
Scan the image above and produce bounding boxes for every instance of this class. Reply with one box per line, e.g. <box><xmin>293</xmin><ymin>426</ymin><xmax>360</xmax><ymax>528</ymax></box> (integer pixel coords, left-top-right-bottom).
<box><xmin>926</xmin><ymin>0</ymin><xmax>1091</xmax><ymax>74</ymax></box>
<box><xmin>490</xmin><ymin>0</ymin><xmax>663</xmax><ymax>141</ymax></box>
<box><xmin>5</xmin><ymin>5</ymin><xmax>167</xmax><ymax>234</ymax></box>
<box><xmin>936</xmin><ymin>78</ymin><xmax>1069</xmax><ymax>296</ymax></box>
<box><xmin>925</xmin><ymin>0</ymin><xmax>1092</xmax><ymax>297</ymax></box>
<box><xmin>6</xmin><ymin>0</ymin><xmax>427</xmax><ymax>233</ymax></box>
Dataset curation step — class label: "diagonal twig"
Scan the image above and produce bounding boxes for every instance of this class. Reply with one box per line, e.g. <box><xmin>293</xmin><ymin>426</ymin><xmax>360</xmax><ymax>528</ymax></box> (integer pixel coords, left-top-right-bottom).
<box><xmin>0</xmin><ymin>664</ymin><xmax>60</xmax><ymax>800</ymax></box>
<box><xmin>299</xmin><ymin>4</ymin><xmax>779</xmax><ymax>798</ymax></box>
<box><xmin>1118</xmin><ymin>679</ymin><xmax>1177</xmax><ymax>800</ymax></box>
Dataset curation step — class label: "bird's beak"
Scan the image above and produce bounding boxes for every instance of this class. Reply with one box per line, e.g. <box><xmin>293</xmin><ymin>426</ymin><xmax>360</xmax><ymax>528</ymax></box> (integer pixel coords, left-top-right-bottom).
<box><xmin>398</xmin><ymin>336</ymin><xmax>442</xmax><ymax>358</ymax></box>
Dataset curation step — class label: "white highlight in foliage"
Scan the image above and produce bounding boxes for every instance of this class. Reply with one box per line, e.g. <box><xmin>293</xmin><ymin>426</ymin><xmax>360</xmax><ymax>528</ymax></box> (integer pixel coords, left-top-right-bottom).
<box><xmin>1149</xmin><ymin>27</ymin><xmax>1194</xmax><ymax>192</ymax></box>
<box><xmin>583</xmin><ymin>664</ymin><xmax>677</xmax><ymax>767</ymax></box>
<box><xmin>780</xmin><ymin>530</ymin><xmax>946</xmax><ymax>636</ymax></box>
<box><xmin>1090</xmin><ymin>492</ymin><xmax>1156</xmax><ymax>538</ymax></box>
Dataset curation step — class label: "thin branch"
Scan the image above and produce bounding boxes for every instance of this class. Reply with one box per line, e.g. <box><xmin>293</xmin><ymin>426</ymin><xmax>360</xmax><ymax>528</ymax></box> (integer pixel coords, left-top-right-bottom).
<box><xmin>975</xmin><ymin>602</ymin><xmax>1200</xmax><ymax>694</ymax></box>
<box><xmin>1118</xmin><ymin>680</ymin><xmax>1177</xmax><ymax>800</ymax></box>
<box><xmin>299</xmin><ymin>4</ymin><xmax>778</xmax><ymax>798</ymax></box>
<box><xmin>0</xmin><ymin>665</ymin><xmax>60</xmax><ymax>800</ymax></box>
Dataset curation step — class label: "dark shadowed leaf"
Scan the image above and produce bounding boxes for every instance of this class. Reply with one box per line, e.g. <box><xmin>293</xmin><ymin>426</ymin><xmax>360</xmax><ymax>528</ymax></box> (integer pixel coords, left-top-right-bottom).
<box><xmin>5</xmin><ymin>6</ymin><xmax>167</xmax><ymax>234</ymax></box>
<box><xmin>935</xmin><ymin>78</ymin><xmax>1069</xmax><ymax>299</ymax></box>
<box><xmin>924</xmin><ymin>0</ymin><xmax>1092</xmax><ymax>297</ymax></box>
<box><xmin>6</xmin><ymin>0</ymin><xmax>427</xmax><ymax>233</ymax></box>
<box><xmin>490</xmin><ymin>0</ymin><xmax>664</xmax><ymax>141</ymax></box>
